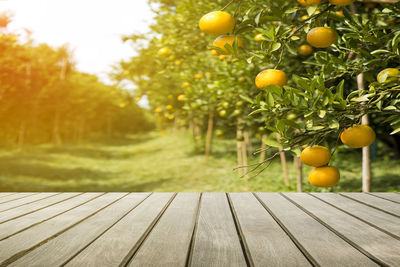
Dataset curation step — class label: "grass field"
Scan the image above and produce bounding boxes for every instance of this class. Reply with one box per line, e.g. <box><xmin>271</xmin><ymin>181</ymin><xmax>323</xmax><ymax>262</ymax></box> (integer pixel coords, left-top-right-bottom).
<box><xmin>0</xmin><ymin>131</ymin><xmax>399</xmax><ymax>192</ymax></box>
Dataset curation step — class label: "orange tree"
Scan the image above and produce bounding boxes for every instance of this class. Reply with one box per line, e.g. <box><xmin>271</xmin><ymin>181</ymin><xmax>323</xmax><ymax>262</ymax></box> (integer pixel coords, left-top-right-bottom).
<box><xmin>120</xmin><ymin>0</ymin><xmax>399</xmax><ymax>190</ymax></box>
<box><xmin>204</xmin><ymin>0</ymin><xmax>400</xmax><ymax>188</ymax></box>
<box><xmin>0</xmin><ymin>16</ymin><xmax>152</xmax><ymax>147</ymax></box>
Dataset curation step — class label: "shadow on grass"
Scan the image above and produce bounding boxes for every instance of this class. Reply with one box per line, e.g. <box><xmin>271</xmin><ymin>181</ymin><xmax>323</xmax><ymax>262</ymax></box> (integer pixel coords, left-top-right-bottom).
<box><xmin>0</xmin><ymin>159</ymin><xmax>116</xmax><ymax>182</ymax></box>
<box><xmin>44</xmin><ymin>146</ymin><xmax>161</xmax><ymax>160</ymax></box>
<box><xmin>89</xmin><ymin>134</ymin><xmax>156</xmax><ymax>147</ymax></box>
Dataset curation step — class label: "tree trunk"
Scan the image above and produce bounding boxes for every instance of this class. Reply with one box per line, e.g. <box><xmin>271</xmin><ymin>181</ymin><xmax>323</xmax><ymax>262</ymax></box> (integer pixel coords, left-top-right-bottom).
<box><xmin>259</xmin><ymin>134</ymin><xmax>267</xmax><ymax>163</ymax></box>
<box><xmin>52</xmin><ymin>109</ymin><xmax>62</xmax><ymax>146</ymax></box>
<box><xmin>294</xmin><ymin>156</ymin><xmax>303</xmax><ymax>192</ymax></box>
<box><xmin>242</xmin><ymin>133</ymin><xmax>249</xmax><ymax>190</ymax></box>
<box><xmin>17</xmin><ymin>121</ymin><xmax>26</xmax><ymax>150</ymax></box>
<box><xmin>205</xmin><ymin>111</ymin><xmax>214</xmax><ymax>162</ymax></box>
<box><xmin>236</xmin><ymin>125</ymin><xmax>243</xmax><ymax>178</ymax></box>
<box><xmin>107</xmin><ymin>112</ymin><xmax>113</xmax><ymax>137</ymax></box>
<box><xmin>276</xmin><ymin>134</ymin><xmax>289</xmax><ymax>186</ymax></box>
<box><xmin>243</xmin><ymin>130</ymin><xmax>252</xmax><ymax>155</ymax></box>
<box><xmin>357</xmin><ymin>73</ymin><xmax>372</xmax><ymax>192</ymax></box>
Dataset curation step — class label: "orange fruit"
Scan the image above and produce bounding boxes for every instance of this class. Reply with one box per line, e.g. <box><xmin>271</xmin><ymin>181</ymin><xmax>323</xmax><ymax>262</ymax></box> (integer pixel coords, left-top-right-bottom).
<box><xmin>341</xmin><ymin>125</ymin><xmax>376</xmax><ymax>148</ymax></box>
<box><xmin>158</xmin><ymin>47</ymin><xmax>169</xmax><ymax>56</ymax></box>
<box><xmin>218</xmin><ymin>55</ymin><xmax>227</xmax><ymax>60</ymax></box>
<box><xmin>205</xmin><ymin>71</ymin><xmax>211</xmax><ymax>76</ymax></box>
<box><xmin>298</xmin><ymin>44</ymin><xmax>313</xmax><ymax>56</ymax></box>
<box><xmin>254</xmin><ymin>33</ymin><xmax>264</xmax><ymax>41</ymax></box>
<box><xmin>255</xmin><ymin>69</ymin><xmax>287</xmax><ymax>88</ymax></box>
<box><xmin>194</xmin><ymin>73</ymin><xmax>203</xmax><ymax>79</ymax></box>
<box><xmin>182</xmin><ymin>82</ymin><xmax>191</xmax><ymax>88</ymax></box>
<box><xmin>210</xmin><ymin>49</ymin><xmax>218</xmax><ymax>56</ymax></box>
<box><xmin>300</xmin><ymin>15</ymin><xmax>310</xmax><ymax>21</ymax></box>
<box><xmin>329</xmin><ymin>0</ymin><xmax>354</xmax><ymax>5</ymax></box>
<box><xmin>300</xmin><ymin>145</ymin><xmax>331</xmax><ymax>167</ymax></box>
<box><xmin>298</xmin><ymin>0</ymin><xmax>321</xmax><ymax>6</ymax></box>
<box><xmin>308</xmin><ymin>166</ymin><xmax>340</xmax><ymax>187</ymax></box>
<box><xmin>199</xmin><ymin>11</ymin><xmax>235</xmax><ymax>36</ymax></box>
<box><xmin>174</xmin><ymin>60</ymin><xmax>182</xmax><ymax>66</ymax></box>
<box><xmin>335</xmin><ymin>11</ymin><xmax>344</xmax><ymax>16</ymax></box>
<box><xmin>219</xmin><ymin>110</ymin><xmax>227</xmax><ymax>117</ymax></box>
<box><xmin>155</xmin><ymin>107</ymin><xmax>163</xmax><ymax>113</ymax></box>
<box><xmin>377</xmin><ymin>68</ymin><xmax>399</xmax><ymax>83</ymax></box>
<box><xmin>166</xmin><ymin>105</ymin><xmax>173</xmax><ymax>110</ymax></box>
<box><xmin>177</xmin><ymin>94</ymin><xmax>185</xmax><ymax>101</ymax></box>
<box><xmin>212</xmin><ymin>35</ymin><xmax>243</xmax><ymax>54</ymax></box>
<box><xmin>307</xmin><ymin>27</ymin><xmax>337</xmax><ymax>48</ymax></box>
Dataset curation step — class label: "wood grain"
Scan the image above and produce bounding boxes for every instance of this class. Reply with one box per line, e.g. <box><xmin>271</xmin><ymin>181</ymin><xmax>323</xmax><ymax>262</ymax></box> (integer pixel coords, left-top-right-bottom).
<box><xmin>0</xmin><ymin>193</ymin><xmax>102</xmax><ymax>241</ymax></box>
<box><xmin>0</xmin><ymin>193</ymin><xmax>37</xmax><ymax>205</ymax></box>
<box><xmin>285</xmin><ymin>193</ymin><xmax>400</xmax><ymax>266</ymax></box>
<box><xmin>368</xmin><ymin>193</ymin><xmax>400</xmax><ymax>203</ymax></box>
<box><xmin>311</xmin><ymin>193</ymin><xmax>400</xmax><ymax>238</ymax></box>
<box><xmin>0</xmin><ymin>193</ymin><xmax>81</xmax><ymax>223</ymax></box>
<box><xmin>0</xmin><ymin>193</ymin><xmax>125</xmax><ymax>265</ymax></box>
<box><xmin>128</xmin><ymin>193</ymin><xmax>200</xmax><ymax>267</ymax></box>
<box><xmin>10</xmin><ymin>193</ymin><xmax>150</xmax><ymax>267</ymax></box>
<box><xmin>190</xmin><ymin>193</ymin><xmax>247</xmax><ymax>267</ymax></box>
<box><xmin>257</xmin><ymin>193</ymin><xmax>378</xmax><ymax>267</ymax></box>
<box><xmin>0</xmin><ymin>193</ymin><xmax>59</xmax><ymax>212</ymax></box>
<box><xmin>230</xmin><ymin>193</ymin><xmax>311</xmax><ymax>267</ymax></box>
<box><xmin>66</xmin><ymin>193</ymin><xmax>174</xmax><ymax>267</ymax></box>
<box><xmin>341</xmin><ymin>192</ymin><xmax>400</xmax><ymax>217</ymax></box>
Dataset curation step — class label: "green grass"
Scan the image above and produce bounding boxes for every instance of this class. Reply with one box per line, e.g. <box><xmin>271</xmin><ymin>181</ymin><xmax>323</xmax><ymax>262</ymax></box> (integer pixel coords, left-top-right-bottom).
<box><xmin>0</xmin><ymin>131</ymin><xmax>399</xmax><ymax>192</ymax></box>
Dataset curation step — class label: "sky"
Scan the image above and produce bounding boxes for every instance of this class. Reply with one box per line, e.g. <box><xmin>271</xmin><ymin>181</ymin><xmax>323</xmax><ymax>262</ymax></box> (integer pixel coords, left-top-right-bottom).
<box><xmin>0</xmin><ymin>0</ymin><xmax>154</xmax><ymax>85</ymax></box>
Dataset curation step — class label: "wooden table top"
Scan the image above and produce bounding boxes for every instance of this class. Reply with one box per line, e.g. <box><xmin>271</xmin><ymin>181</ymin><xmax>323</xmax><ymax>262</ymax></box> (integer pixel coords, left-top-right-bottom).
<box><xmin>0</xmin><ymin>192</ymin><xmax>399</xmax><ymax>266</ymax></box>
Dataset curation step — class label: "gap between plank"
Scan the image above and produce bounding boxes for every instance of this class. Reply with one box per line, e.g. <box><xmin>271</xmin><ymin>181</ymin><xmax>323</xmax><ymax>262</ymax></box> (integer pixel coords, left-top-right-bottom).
<box><xmin>0</xmin><ymin>193</ymin><xmax>63</xmax><ymax>213</ymax></box>
<box><xmin>0</xmin><ymin>193</ymin><xmax>18</xmax><ymax>199</ymax></box>
<box><xmin>120</xmin><ymin>193</ymin><xmax>177</xmax><ymax>267</ymax></box>
<box><xmin>281</xmin><ymin>193</ymin><xmax>387</xmax><ymax>267</ymax></box>
<box><xmin>61</xmin><ymin>193</ymin><xmax>153</xmax><ymax>266</ymax></box>
<box><xmin>253</xmin><ymin>193</ymin><xmax>318</xmax><ymax>267</ymax></box>
<box><xmin>0</xmin><ymin>193</ymin><xmax>84</xmax><ymax>224</ymax></box>
<box><xmin>184</xmin><ymin>193</ymin><xmax>202</xmax><ymax>267</ymax></box>
<box><xmin>1</xmin><ymin>193</ymin><xmax>129</xmax><ymax>266</ymax></box>
<box><xmin>309</xmin><ymin>193</ymin><xmax>400</xmax><ymax>241</ymax></box>
<box><xmin>365</xmin><ymin>193</ymin><xmax>400</xmax><ymax>204</ymax></box>
<box><xmin>0</xmin><ymin>193</ymin><xmax>106</xmax><ymax>241</ymax></box>
<box><xmin>0</xmin><ymin>193</ymin><xmax>39</xmax><ymax>205</ymax></box>
<box><xmin>339</xmin><ymin>193</ymin><xmax>400</xmax><ymax>219</ymax></box>
<box><xmin>226</xmin><ymin>193</ymin><xmax>255</xmax><ymax>267</ymax></box>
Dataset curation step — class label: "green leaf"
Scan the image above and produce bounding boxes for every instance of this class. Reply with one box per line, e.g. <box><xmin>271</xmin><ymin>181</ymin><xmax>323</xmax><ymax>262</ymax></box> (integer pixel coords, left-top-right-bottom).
<box><xmin>239</xmin><ymin>95</ymin><xmax>254</xmax><ymax>104</ymax></box>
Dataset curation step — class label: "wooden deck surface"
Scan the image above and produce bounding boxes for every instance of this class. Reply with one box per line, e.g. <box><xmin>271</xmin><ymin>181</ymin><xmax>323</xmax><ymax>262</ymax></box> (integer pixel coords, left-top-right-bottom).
<box><xmin>0</xmin><ymin>192</ymin><xmax>399</xmax><ymax>266</ymax></box>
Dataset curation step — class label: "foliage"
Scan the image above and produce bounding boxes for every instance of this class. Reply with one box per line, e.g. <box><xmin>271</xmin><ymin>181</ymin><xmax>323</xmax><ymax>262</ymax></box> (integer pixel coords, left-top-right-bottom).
<box><xmin>0</xmin><ymin>18</ymin><xmax>152</xmax><ymax>147</ymax></box>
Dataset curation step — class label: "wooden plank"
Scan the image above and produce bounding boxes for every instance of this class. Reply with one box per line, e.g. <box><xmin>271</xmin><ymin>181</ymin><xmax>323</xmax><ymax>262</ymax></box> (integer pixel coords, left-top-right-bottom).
<box><xmin>0</xmin><ymin>193</ymin><xmax>17</xmax><ymax>198</ymax></box>
<box><xmin>229</xmin><ymin>193</ymin><xmax>311</xmax><ymax>266</ymax></box>
<box><xmin>10</xmin><ymin>193</ymin><xmax>150</xmax><ymax>267</ymax></box>
<box><xmin>0</xmin><ymin>193</ymin><xmax>103</xmax><ymax>240</ymax></box>
<box><xmin>66</xmin><ymin>193</ymin><xmax>174</xmax><ymax>267</ymax></box>
<box><xmin>257</xmin><ymin>193</ymin><xmax>378</xmax><ymax>267</ymax></box>
<box><xmin>368</xmin><ymin>193</ymin><xmax>400</xmax><ymax>203</ymax></box>
<box><xmin>189</xmin><ymin>193</ymin><xmax>247</xmax><ymax>267</ymax></box>
<box><xmin>341</xmin><ymin>193</ymin><xmax>400</xmax><ymax>217</ymax></box>
<box><xmin>312</xmin><ymin>193</ymin><xmax>400</xmax><ymax>238</ymax></box>
<box><xmin>0</xmin><ymin>193</ymin><xmax>59</xmax><ymax>212</ymax></box>
<box><xmin>284</xmin><ymin>193</ymin><xmax>400</xmax><ymax>266</ymax></box>
<box><xmin>128</xmin><ymin>193</ymin><xmax>200</xmax><ymax>267</ymax></box>
<box><xmin>0</xmin><ymin>193</ymin><xmax>126</xmax><ymax>266</ymax></box>
<box><xmin>0</xmin><ymin>193</ymin><xmax>37</xmax><ymax>205</ymax></box>
<box><xmin>0</xmin><ymin>193</ymin><xmax>81</xmax><ymax>223</ymax></box>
